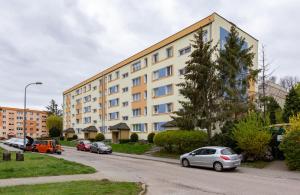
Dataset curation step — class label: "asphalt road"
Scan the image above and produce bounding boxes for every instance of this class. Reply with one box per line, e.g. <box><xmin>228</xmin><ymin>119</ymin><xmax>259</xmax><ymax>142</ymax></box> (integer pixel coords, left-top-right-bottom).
<box><xmin>57</xmin><ymin>147</ymin><xmax>300</xmax><ymax>195</ymax></box>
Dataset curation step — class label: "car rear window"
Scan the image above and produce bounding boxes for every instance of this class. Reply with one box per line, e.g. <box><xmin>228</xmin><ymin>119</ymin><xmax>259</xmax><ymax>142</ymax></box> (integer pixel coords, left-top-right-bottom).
<box><xmin>221</xmin><ymin>148</ymin><xmax>236</xmax><ymax>155</ymax></box>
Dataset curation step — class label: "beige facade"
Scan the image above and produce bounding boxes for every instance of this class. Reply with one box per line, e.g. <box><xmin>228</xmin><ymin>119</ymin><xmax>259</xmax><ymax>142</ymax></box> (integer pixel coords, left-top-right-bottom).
<box><xmin>63</xmin><ymin>13</ymin><xmax>258</xmax><ymax>140</ymax></box>
<box><xmin>0</xmin><ymin>106</ymin><xmax>48</xmax><ymax>139</ymax></box>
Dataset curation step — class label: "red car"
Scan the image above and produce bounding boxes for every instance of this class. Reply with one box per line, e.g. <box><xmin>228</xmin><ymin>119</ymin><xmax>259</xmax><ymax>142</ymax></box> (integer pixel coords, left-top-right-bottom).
<box><xmin>76</xmin><ymin>140</ymin><xmax>91</xmax><ymax>151</ymax></box>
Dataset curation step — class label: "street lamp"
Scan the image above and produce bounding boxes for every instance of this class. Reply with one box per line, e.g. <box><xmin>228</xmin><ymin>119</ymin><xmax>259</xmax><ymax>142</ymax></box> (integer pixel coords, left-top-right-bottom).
<box><xmin>23</xmin><ymin>82</ymin><xmax>42</xmax><ymax>151</ymax></box>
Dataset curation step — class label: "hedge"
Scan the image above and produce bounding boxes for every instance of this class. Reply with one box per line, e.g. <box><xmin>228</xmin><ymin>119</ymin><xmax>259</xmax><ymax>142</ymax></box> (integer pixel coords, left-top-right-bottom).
<box><xmin>280</xmin><ymin>130</ymin><xmax>300</xmax><ymax>170</ymax></box>
<box><xmin>154</xmin><ymin>130</ymin><xmax>208</xmax><ymax>154</ymax></box>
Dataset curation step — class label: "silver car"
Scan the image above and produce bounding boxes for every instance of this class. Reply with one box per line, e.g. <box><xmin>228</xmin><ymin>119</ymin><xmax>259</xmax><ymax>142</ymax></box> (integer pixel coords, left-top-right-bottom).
<box><xmin>180</xmin><ymin>146</ymin><xmax>241</xmax><ymax>171</ymax></box>
<box><xmin>90</xmin><ymin>142</ymin><xmax>112</xmax><ymax>154</ymax></box>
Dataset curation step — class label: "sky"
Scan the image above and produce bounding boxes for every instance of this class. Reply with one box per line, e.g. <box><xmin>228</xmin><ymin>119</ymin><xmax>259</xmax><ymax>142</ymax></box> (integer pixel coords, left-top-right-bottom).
<box><xmin>0</xmin><ymin>0</ymin><xmax>299</xmax><ymax>110</ymax></box>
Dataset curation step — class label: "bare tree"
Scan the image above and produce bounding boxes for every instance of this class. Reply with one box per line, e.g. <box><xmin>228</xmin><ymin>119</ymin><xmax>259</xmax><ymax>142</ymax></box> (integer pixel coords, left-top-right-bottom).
<box><xmin>279</xmin><ymin>76</ymin><xmax>299</xmax><ymax>90</ymax></box>
<box><xmin>269</xmin><ymin>76</ymin><xmax>277</xmax><ymax>83</ymax></box>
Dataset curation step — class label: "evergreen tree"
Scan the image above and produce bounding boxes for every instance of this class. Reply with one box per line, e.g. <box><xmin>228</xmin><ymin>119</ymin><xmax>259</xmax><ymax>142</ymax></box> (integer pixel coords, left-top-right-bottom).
<box><xmin>174</xmin><ymin>28</ymin><xmax>221</xmax><ymax>141</ymax></box>
<box><xmin>218</xmin><ymin>26</ymin><xmax>258</xmax><ymax>121</ymax></box>
<box><xmin>266</xmin><ymin>96</ymin><xmax>281</xmax><ymax>124</ymax></box>
<box><xmin>282</xmin><ymin>87</ymin><xmax>300</xmax><ymax>122</ymax></box>
<box><xmin>46</xmin><ymin>99</ymin><xmax>62</xmax><ymax>116</ymax></box>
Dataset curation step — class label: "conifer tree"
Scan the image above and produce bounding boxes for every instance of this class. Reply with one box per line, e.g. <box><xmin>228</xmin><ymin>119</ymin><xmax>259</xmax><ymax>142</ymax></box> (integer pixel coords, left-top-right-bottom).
<box><xmin>282</xmin><ymin>87</ymin><xmax>300</xmax><ymax>122</ymax></box>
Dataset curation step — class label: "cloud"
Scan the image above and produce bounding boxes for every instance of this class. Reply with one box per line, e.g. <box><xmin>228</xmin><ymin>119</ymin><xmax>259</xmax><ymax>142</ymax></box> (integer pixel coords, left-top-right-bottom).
<box><xmin>0</xmin><ymin>0</ymin><xmax>299</xmax><ymax>110</ymax></box>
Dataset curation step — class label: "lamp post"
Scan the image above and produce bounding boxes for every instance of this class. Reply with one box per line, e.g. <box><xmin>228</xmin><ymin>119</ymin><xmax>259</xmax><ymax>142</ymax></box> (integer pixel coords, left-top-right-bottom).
<box><xmin>23</xmin><ymin>82</ymin><xmax>42</xmax><ymax>151</ymax></box>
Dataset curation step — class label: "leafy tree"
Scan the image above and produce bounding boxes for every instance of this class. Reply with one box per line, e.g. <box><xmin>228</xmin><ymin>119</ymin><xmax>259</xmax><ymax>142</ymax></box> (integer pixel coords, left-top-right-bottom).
<box><xmin>46</xmin><ymin>115</ymin><xmax>63</xmax><ymax>138</ymax></box>
<box><xmin>218</xmin><ymin>26</ymin><xmax>259</xmax><ymax>121</ymax></box>
<box><xmin>282</xmin><ymin>87</ymin><xmax>300</xmax><ymax>122</ymax></box>
<box><xmin>46</xmin><ymin>99</ymin><xmax>62</xmax><ymax>116</ymax></box>
<box><xmin>280</xmin><ymin>130</ymin><xmax>300</xmax><ymax>170</ymax></box>
<box><xmin>232</xmin><ymin>113</ymin><xmax>271</xmax><ymax>159</ymax></box>
<box><xmin>286</xmin><ymin>114</ymin><xmax>300</xmax><ymax>133</ymax></box>
<box><xmin>130</xmin><ymin>133</ymin><xmax>138</xmax><ymax>142</ymax></box>
<box><xmin>174</xmin><ymin>28</ymin><xmax>221</xmax><ymax>141</ymax></box>
<box><xmin>147</xmin><ymin>132</ymin><xmax>155</xmax><ymax>143</ymax></box>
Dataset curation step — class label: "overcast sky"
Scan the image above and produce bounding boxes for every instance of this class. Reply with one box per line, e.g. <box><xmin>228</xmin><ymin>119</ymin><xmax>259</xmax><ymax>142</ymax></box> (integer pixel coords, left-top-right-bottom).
<box><xmin>0</xmin><ymin>0</ymin><xmax>299</xmax><ymax>110</ymax></box>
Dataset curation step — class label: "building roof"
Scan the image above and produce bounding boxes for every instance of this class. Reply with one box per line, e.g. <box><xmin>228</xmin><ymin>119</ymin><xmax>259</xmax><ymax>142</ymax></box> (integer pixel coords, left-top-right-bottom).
<box><xmin>63</xmin><ymin>128</ymin><xmax>75</xmax><ymax>133</ymax></box>
<box><xmin>109</xmin><ymin>123</ymin><xmax>130</xmax><ymax>131</ymax></box>
<box><xmin>82</xmin><ymin>126</ymin><xmax>98</xmax><ymax>132</ymax></box>
<box><xmin>0</xmin><ymin>106</ymin><xmax>47</xmax><ymax>113</ymax></box>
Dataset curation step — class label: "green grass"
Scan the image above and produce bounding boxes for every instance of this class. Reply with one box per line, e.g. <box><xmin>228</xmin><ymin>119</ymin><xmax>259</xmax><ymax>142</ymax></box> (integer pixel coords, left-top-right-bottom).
<box><xmin>59</xmin><ymin>140</ymin><xmax>77</xmax><ymax>147</ymax></box>
<box><xmin>0</xmin><ymin>180</ymin><xmax>142</xmax><ymax>195</ymax></box>
<box><xmin>0</xmin><ymin>147</ymin><xmax>96</xmax><ymax>179</ymax></box>
<box><xmin>151</xmin><ymin>150</ymin><xmax>181</xmax><ymax>159</ymax></box>
<box><xmin>241</xmin><ymin>161</ymin><xmax>270</xmax><ymax>169</ymax></box>
<box><xmin>110</xmin><ymin>143</ymin><xmax>153</xmax><ymax>155</ymax></box>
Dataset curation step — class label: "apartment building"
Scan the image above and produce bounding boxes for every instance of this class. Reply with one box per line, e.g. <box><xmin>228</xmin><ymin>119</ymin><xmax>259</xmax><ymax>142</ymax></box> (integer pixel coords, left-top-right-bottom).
<box><xmin>63</xmin><ymin>13</ymin><xmax>258</xmax><ymax>142</ymax></box>
<box><xmin>0</xmin><ymin>106</ymin><xmax>48</xmax><ymax>139</ymax></box>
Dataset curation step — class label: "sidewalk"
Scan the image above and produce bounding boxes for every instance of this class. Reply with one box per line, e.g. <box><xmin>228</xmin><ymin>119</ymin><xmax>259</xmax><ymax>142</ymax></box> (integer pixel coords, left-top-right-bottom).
<box><xmin>0</xmin><ymin>143</ymin><xmax>21</xmax><ymax>152</ymax></box>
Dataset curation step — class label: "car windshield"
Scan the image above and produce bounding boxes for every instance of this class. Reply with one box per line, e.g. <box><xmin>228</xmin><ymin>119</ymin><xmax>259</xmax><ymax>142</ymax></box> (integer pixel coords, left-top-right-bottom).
<box><xmin>83</xmin><ymin>140</ymin><xmax>91</xmax><ymax>144</ymax></box>
<box><xmin>97</xmin><ymin>143</ymin><xmax>105</xmax><ymax>147</ymax></box>
<box><xmin>221</xmin><ymin>148</ymin><xmax>236</xmax><ymax>155</ymax></box>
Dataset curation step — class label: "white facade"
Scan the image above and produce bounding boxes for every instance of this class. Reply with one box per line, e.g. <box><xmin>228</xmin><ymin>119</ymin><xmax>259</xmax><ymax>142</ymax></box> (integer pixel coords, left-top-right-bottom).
<box><xmin>63</xmin><ymin>13</ymin><xmax>258</xmax><ymax>140</ymax></box>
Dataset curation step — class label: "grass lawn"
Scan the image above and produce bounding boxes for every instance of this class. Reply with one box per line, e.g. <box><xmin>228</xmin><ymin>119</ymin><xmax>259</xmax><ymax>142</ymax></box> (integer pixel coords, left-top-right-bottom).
<box><xmin>0</xmin><ymin>147</ymin><xmax>96</xmax><ymax>179</ymax></box>
<box><xmin>59</xmin><ymin>140</ymin><xmax>77</xmax><ymax>147</ymax></box>
<box><xmin>151</xmin><ymin>150</ymin><xmax>181</xmax><ymax>159</ymax></box>
<box><xmin>0</xmin><ymin>180</ymin><xmax>142</xmax><ymax>195</ymax></box>
<box><xmin>241</xmin><ymin>161</ymin><xmax>270</xmax><ymax>169</ymax></box>
<box><xmin>110</xmin><ymin>143</ymin><xmax>153</xmax><ymax>155</ymax></box>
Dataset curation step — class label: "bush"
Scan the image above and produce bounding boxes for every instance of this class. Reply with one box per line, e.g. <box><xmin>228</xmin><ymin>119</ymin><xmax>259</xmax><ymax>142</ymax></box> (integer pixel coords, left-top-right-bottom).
<box><xmin>280</xmin><ymin>130</ymin><xmax>300</xmax><ymax>170</ymax></box>
<box><xmin>232</xmin><ymin>113</ymin><xmax>272</xmax><ymax>160</ymax></box>
<box><xmin>154</xmin><ymin>130</ymin><xmax>208</xmax><ymax>154</ymax></box>
<box><xmin>130</xmin><ymin>133</ymin><xmax>139</xmax><ymax>143</ymax></box>
<box><xmin>95</xmin><ymin>133</ymin><xmax>105</xmax><ymax>141</ymax></box>
<box><xmin>147</xmin><ymin>133</ymin><xmax>155</xmax><ymax>143</ymax></box>
<box><xmin>72</xmin><ymin>134</ymin><xmax>78</xmax><ymax>140</ymax></box>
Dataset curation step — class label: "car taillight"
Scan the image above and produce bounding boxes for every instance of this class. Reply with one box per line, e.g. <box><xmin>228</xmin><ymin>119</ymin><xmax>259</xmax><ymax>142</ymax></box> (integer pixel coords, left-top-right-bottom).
<box><xmin>220</xmin><ymin>155</ymin><xmax>230</xmax><ymax>160</ymax></box>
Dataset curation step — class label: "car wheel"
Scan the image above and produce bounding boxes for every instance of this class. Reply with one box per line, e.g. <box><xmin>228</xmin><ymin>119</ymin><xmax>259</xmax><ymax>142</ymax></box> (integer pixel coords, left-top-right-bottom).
<box><xmin>213</xmin><ymin>162</ymin><xmax>223</xmax><ymax>172</ymax></box>
<box><xmin>182</xmin><ymin>159</ymin><xmax>190</xmax><ymax>167</ymax></box>
<box><xmin>98</xmin><ymin>149</ymin><xmax>101</xmax><ymax>154</ymax></box>
<box><xmin>77</xmin><ymin>147</ymin><xmax>79</xmax><ymax>151</ymax></box>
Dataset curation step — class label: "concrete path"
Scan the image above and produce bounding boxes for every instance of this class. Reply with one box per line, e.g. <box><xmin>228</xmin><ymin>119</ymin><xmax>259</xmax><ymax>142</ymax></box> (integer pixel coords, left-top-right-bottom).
<box><xmin>0</xmin><ymin>143</ymin><xmax>21</xmax><ymax>152</ymax></box>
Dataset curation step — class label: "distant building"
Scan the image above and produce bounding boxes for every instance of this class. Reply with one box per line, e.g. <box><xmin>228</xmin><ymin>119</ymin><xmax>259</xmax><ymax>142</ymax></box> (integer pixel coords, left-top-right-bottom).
<box><xmin>0</xmin><ymin>106</ymin><xmax>48</xmax><ymax>139</ymax></box>
<box><xmin>258</xmin><ymin>80</ymin><xmax>288</xmax><ymax>108</ymax></box>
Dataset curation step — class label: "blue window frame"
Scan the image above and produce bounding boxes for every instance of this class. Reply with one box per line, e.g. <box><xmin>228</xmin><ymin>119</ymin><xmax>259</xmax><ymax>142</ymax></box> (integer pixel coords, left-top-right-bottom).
<box><xmin>154</xmin><ymin>122</ymin><xmax>167</xmax><ymax>131</ymax></box>
<box><xmin>109</xmin><ymin>85</ymin><xmax>119</xmax><ymax>94</ymax></box>
<box><xmin>132</xmin><ymin>77</ymin><xmax>141</xmax><ymax>86</ymax></box>
<box><xmin>153</xmin><ymin>84</ymin><xmax>172</xmax><ymax>97</ymax></box>
<box><xmin>132</xmin><ymin>61</ymin><xmax>141</xmax><ymax>72</ymax></box>
<box><xmin>109</xmin><ymin>112</ymin><xmax>119</xmax><ymax>120</ymax></box>
<box><xmin>132</xmin><ymin>108</ymin><xmax>141</xmax><ymax>117</ymax></box>
<box><xmin>153</xmin><ymin>66</ymin><xmax>172</xmax><ymax>80</ymax></box>
<box><xmin>132</xmin><ymin>123</ymin><xmax>147</xmax><ymax>132</ymax></box>
<box><xmin>109</xmin><ymin>98</ymin><xmax>119</xmax><ymax>107</ymax></box>
<box><xmin>153</xmin><ymin>103</ymin><xmax>172</xmax><ymax>114</ymax></box>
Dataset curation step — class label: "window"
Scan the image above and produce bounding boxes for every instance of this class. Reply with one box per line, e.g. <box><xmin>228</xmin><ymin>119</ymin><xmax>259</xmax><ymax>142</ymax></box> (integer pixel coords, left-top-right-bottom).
<box><xmin>132</xmin><ymin>108</ymin><xmax>141</xmax><ymax>117</ymax></box>
<box><xmin>154</xmin><ymin>122</ymin><xmax>166</xmax><ymax>131</ymax></box>
<box><xmin>108</xmin><ymin>85</ymin><xmax>119</xmax><ymax>94</ymax></box>
<box><xmin>109</xmin><ymin>112</ymin><xmax>119</xmax><ymax>120</ymax></box>
<box><xmin>144</xmin><ymin>91</ymin><xmax>147</xmax><ymax>100</ymax></box>
<box><xmin>152</xmin><ymin>53</ymin><xmax>159</xmax><ymax>63</ymax></box>
<box><xmin>122</xmin><ymin>72</ymin><xmax>129</xmax><ymax>78</ymax></box>
<box><xmin>83</xmin><ymin>95</ymin><xmax>91</xmax><ymax>103</ymax></box>
<box><xmin>93</xmin><ymin>86</ymin><xmax>97</xmax><ymax>90</ymax></box>
<box><xmin>153</xmin><ymin>103</ymin><xmax>173</xmax><ymax>114</ymax></box>
<box><xmin>179</xmin><ymin>67</ymin><xmax>186</xmax><ymax>75</ymax></box>
<box><xmin>132</xmin><ymin>93</ymin><xmax>141</xmax><ymax>102</ymax></box>
<box><xmin>153</xmin><ymin>66</ymin><xmax>172</xmax><ymax>80</ymax></box>
<box><xmin>93</xmin><ymin>109</ymin><xmax>97</xmax><ymax>113</ymax></box>
<box><xmin>166</xmin><ymin>47</ymin><xmax>173</xmax><ymax>58</ymax></box>
<box><xmin>132</xmin><ymin>77</ymin><xmax>141</xmax><ymax>86</ymax></box>
<box><xmin>84</xmin><ymin>117</ymin><xmax>91</xmax><ymax>124</ymax></box>
<box><xmin>122</xmin><ymin>101</ymin><xmax>129</xmax><ymax>107</ymax></box>
<box><xmin>99</xmin><ymin>103</ymin><xmax>102</xmax><ymax>109</ymax></box>
<box><xmin>179</xmin><ymin>46</ymin><xmax>191</xmax><ymax>56</ymax></box>
<box><xmin>132</xmin><ymin>123</ymin><xmax>147</xmax><ymax>132</ymax></box>
<box><xmin>84</xmin><ymin>106</ymin><xmax>91</xmax><ymax>113</ymax></box>
<box><xmin>115</xmin><ymin>71</ymin><xmax>120</xmax><ymax>79</ymax></box>
<box><xmin>122</xmin><ymin>116</ymin><xmax>128</xmax><ymax>121</ymax></box>
<box><xmin>108</xmin><ymin>74</ymin><xmax>112</xmax><ymax>81</ymax></box>
<box><xmin>144</xmin><ymin>74</ymin><xmax>147</xmax><ymax>84</ymax></box>
<box><xmin>144</xmin><ymin>107</ymin><xmax>147</xmax><ymax>115</ymax></box>
<box><xmin>144</xmin><ymin>58</ymin><xmax>148</xmax><ymax>67</ymax></box>
<box><xmin>109</xmin><ymin>98</ymin><xmax>119</xmax><ymax>107</ymax></box>
<box><xmin>122</xmin><ymin>87</ymin><xmax>129</xmax><ymax>93</ymax></box>
<box><xmin>93</xmin><ymin>97</ymin><xmax>97</xmax><ymax>102</ymax></box>
<box><xmin>153</xmin><ymin>84</ymin><xmax>173</xmax><ymax>97</ymax></box>
<box><xmin>76</xmin><ymin>99</ymin><xmax>81</xmax><ymax>104</ymax></box>
<box><xmin>132</xmin><ymin>61</ymin><xmax>141</xmax><ymax>72</ymax></box>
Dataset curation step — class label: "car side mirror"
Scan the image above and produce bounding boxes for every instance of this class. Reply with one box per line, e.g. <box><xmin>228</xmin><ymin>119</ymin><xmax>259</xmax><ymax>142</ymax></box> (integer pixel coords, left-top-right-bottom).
<box><xmin>190</xmin><ymin>152</ymin><xmax>196</xmax><ymax>156</ymax></box>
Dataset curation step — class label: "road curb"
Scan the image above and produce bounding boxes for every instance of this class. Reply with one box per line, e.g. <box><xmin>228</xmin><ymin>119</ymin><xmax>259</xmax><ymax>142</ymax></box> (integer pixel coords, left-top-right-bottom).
<box><xmin>112</xmin><ymin>152</ymin><xmax>179</xmax><ymax>165</ymax></box>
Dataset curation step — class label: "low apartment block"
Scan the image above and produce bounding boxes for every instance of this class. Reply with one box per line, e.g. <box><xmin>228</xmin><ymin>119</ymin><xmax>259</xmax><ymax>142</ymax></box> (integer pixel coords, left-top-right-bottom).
<box><xmin>0</xmin><ymin>106</ymin><xmax>48</xmax><ymax>139</ymax></box>
<box><xmin>63</xmin><ymin>13</ymin><xmax>258</xmax><ymax>143</ymax></box>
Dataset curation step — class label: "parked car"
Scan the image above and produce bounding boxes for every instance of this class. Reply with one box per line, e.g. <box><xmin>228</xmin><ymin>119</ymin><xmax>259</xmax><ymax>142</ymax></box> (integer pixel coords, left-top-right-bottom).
<box><xmin>32</xmin><ymin>140</ymin><xmax>62</xmax><ymax>154</ymax></box>
<box><xmin>76</xmin><ymin>140</ymin><xmax>91</xmax><ymax>151</ymax></box>
<box><xmin>180</xmin><ymin>146</ymin><xmax>241</xmax><ymax>172</ymax></box>
<box><xmin>90</xmin><ymin>142</ymin><xmax>112</xmax><ymax>154</ymax></box>
<box><xmin>9</xmin><ymin>138</ymin><xmax>19</xmax><ymax>147</ymax></box>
